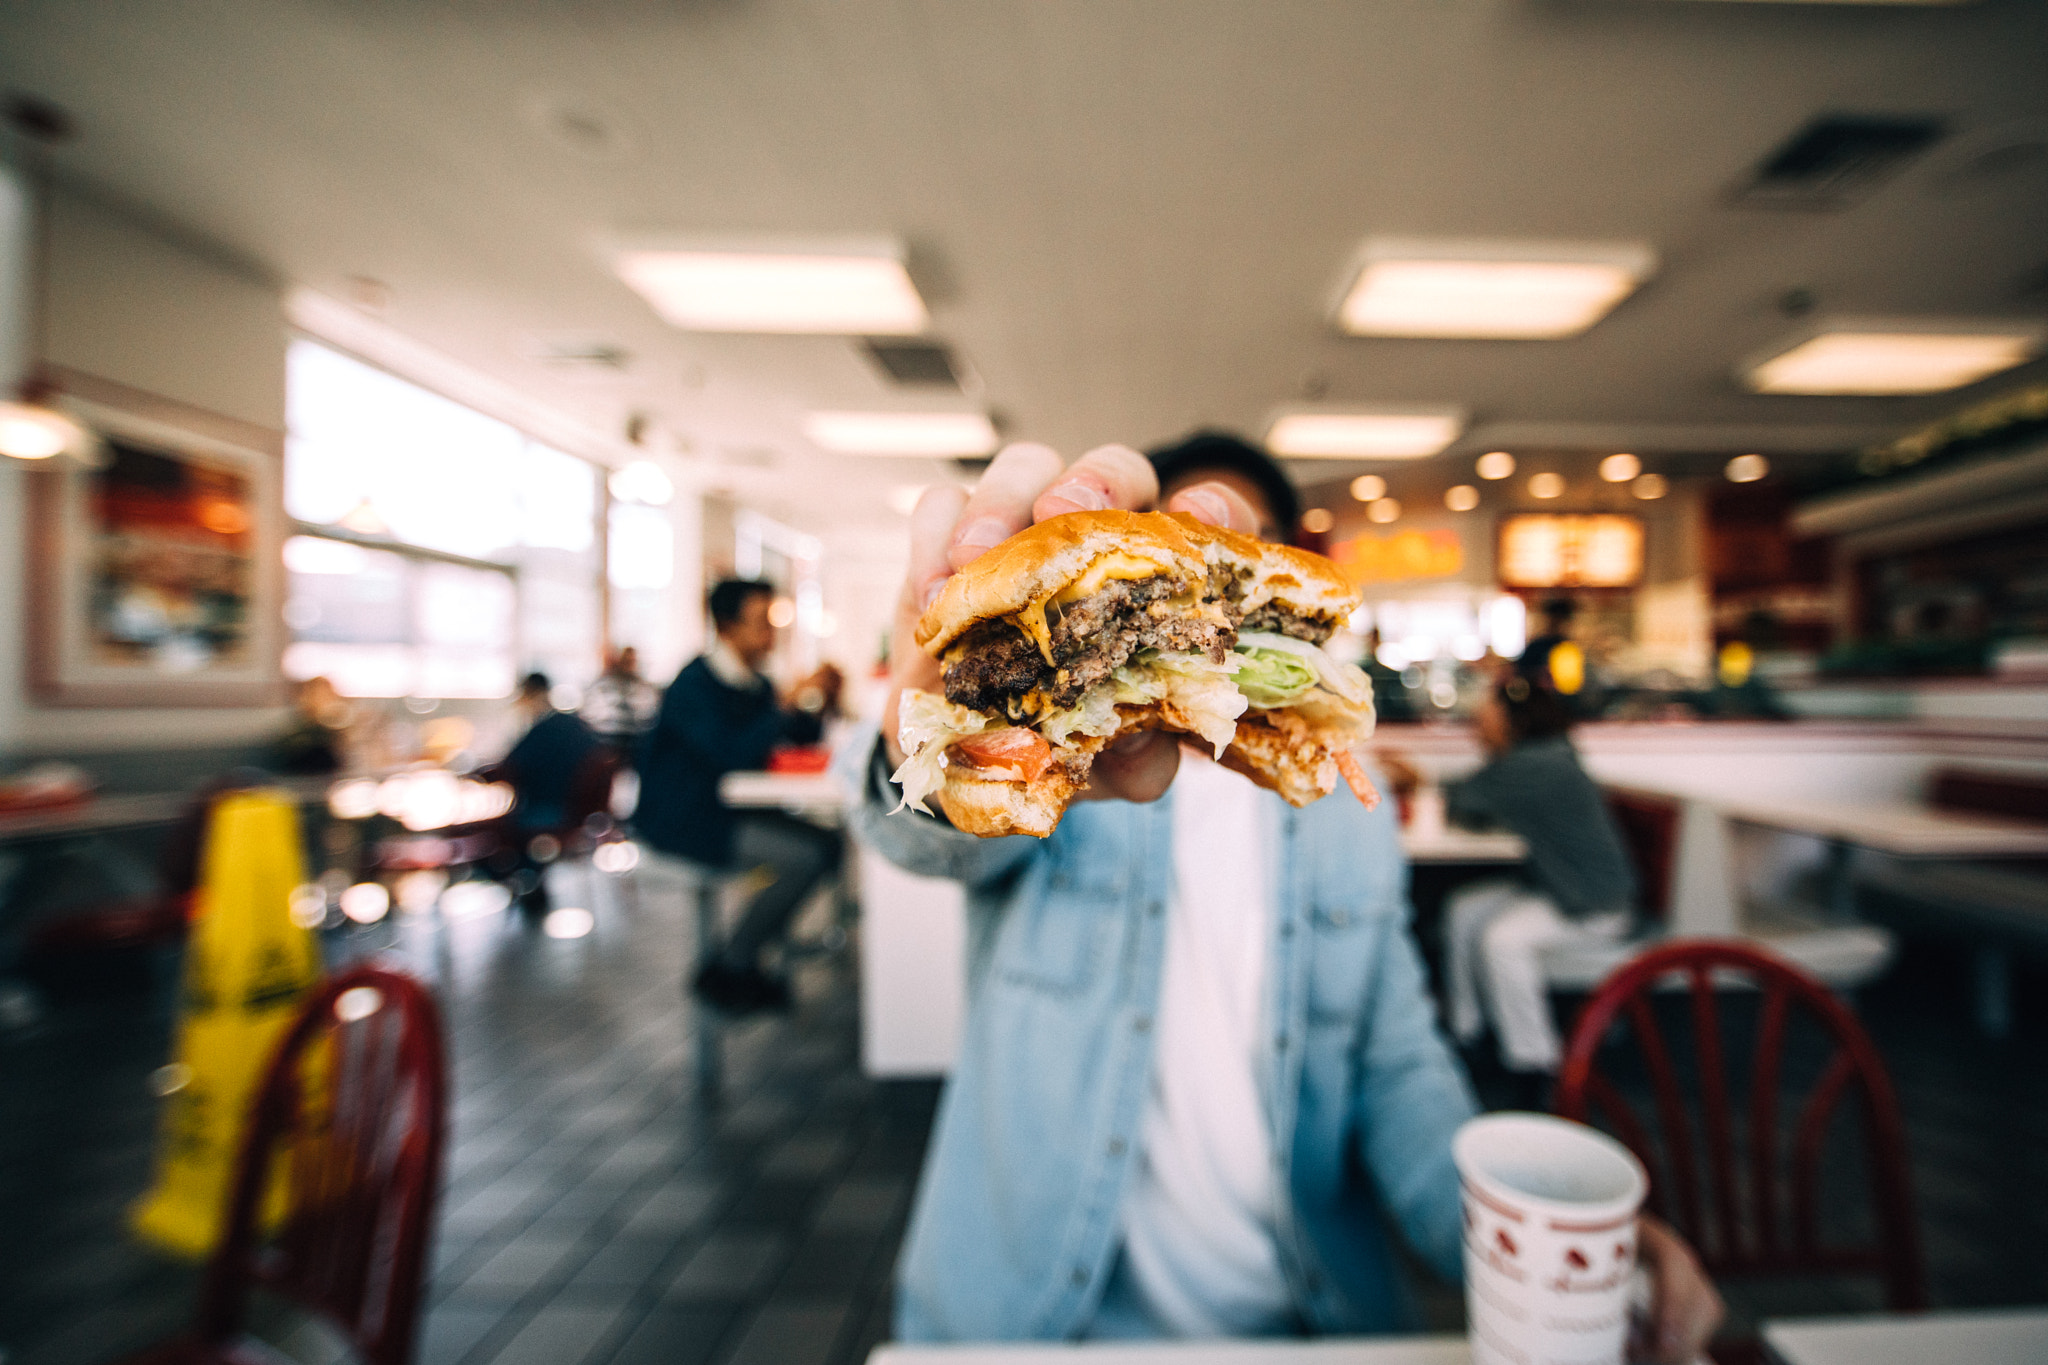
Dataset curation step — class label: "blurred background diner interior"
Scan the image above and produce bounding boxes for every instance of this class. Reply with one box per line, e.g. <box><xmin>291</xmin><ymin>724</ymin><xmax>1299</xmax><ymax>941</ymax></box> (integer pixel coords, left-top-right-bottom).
<box><xmin>1</xmin><ymin>2</ymin><xmax>2047</xmax><ymax>1364</ymax></box>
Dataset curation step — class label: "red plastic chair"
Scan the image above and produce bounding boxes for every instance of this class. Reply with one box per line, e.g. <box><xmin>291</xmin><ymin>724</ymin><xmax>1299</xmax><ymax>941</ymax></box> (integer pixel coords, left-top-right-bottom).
<box><xmin>118</xmin><ymin>965</ymin><xmax>448</xmax><ymax>1365</ymax></box>
<box><xmin>1555</xmin><ymin>939</ymin><xmax>1925</xmax><ymax>1314</ymax></box>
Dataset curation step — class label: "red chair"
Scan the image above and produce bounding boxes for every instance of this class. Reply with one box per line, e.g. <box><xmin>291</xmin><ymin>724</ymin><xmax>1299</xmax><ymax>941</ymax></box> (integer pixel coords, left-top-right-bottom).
<box><xmin>118</xmin><ymin>965</ymin><xmax>448</xmax><ymax>1365</ymax></box>
<box><xmin>1556</xmin><ymin>940</ymin><xmax>1925</xmax><ymax>1324</ymax></box>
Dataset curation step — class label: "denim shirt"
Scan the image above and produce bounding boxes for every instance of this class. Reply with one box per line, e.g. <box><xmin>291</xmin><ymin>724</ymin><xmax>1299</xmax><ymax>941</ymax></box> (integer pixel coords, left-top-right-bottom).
<box><xmin>840</xmin><ymin>735</ymin><xmax>1478</xmax><ymax>1342</ymax></box>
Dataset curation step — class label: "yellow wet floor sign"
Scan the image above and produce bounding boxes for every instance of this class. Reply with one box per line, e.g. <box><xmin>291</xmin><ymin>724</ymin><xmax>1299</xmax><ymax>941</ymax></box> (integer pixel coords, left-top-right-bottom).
<box><xmin>133</xmin><ymin>789</ymin><xmax>323</xmax><ymax>1258</ymax></box>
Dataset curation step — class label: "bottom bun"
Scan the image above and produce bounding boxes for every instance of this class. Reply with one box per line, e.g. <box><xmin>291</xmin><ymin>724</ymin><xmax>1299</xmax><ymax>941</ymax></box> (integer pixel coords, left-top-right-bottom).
<box><xmin>1221</xmin><ymin>712</ymin><xmax>1341</xmax><ymax>808</ymax></box>
<box><xmin>936</xmin><ymin>766</ymin><xmax>1083</xmax><ymax>839</ymax></box>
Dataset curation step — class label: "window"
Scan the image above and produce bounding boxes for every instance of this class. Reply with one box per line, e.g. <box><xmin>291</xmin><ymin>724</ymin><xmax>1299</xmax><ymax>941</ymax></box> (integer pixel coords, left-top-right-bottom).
<box><xmin>282</xmin><ymin>340</ymin><xmax>604</xmax><ymax>698</ymax></box>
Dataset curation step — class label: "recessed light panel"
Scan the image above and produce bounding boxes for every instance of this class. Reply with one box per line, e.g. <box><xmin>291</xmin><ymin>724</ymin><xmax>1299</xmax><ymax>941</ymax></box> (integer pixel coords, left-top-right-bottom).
<box><xmin>1336</xmin><ymin>239</ymin><xmax>1655</xmax><ymax>339</ymax></box>
<box><xmin>1743</xmin><ymin>321</ymin><xmax>2042</xmax><ymax>395</ymax></box>
<box><xmin>804</xmin><ymin>411</ymin><xmax>997</xmax><ymax>457</ymax></box>
<box><xmin>1266</xmin><ymin>409</ymin><xmax>1464</xmax><ymax>459</ymax></box>
<box><xmin>614</xmin><ymin>240</ymin><xmax>928</xmax><ymax>334</ymax></box>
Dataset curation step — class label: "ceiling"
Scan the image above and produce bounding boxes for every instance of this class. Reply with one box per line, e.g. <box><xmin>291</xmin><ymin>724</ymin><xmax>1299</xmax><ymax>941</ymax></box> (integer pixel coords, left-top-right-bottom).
<box><xmin>5</xmin><ymin>0</ymin><xmax>2048</xmax><ymax>532</ymax></box>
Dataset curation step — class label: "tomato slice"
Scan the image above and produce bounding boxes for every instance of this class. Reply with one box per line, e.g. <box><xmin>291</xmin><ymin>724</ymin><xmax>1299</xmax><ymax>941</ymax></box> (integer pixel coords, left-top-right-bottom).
<box><xmin>1335</xmin><ymin>749</ymin><xmax>1380</xmax><ymax>810</ymax></box>
<box><xmin>950</xmin><ymin>727</ymin><xmax>1055</xmax><ymax>783</ymax></box>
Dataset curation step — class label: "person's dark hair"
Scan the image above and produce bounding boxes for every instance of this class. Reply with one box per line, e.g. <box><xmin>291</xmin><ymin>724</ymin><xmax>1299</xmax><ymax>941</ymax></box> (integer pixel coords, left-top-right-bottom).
<box><xmin>1146</xmin><ymin>430</ymin><xmax>1301</xmax><ymax>539</ymax></box>
<box><xmin>1497</xmin><ymin>675</ymin><xmax>1572</xmax><ymax>743</ymax></box>
<box><xmin>518</xmin><ymin>671</ymin><xmax>551</xmax><ymax>700</ymax></box>
<box><xmin>1539</xmin><ymin>596</ymin><xmax>1577</xmax><ymax>627</ymax></box>
<box><xmin>708</xmin><ymin>578</ymin><xmax>775</xmax><ymax>629</ymax></box>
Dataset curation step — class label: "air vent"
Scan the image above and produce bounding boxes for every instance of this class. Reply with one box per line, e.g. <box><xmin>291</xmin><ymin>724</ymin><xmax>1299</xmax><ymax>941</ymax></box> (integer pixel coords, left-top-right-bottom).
<box><xmin>1733</xmin><ymin>114</ymin><xmax>1945</xmax><ymax>210</ymax></box>
<box><xmin>864</xmin><ymin>339</ymin><xmax>961</xmax><ymax>389</ymax></box>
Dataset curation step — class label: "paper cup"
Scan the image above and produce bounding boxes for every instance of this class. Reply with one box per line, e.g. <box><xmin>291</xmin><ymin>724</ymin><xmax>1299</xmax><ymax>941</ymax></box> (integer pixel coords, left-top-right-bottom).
<box><xmin>1453</xmin><ymin>1112</ymin><xmax>1648</xmax><ymax>1365</ymax></box>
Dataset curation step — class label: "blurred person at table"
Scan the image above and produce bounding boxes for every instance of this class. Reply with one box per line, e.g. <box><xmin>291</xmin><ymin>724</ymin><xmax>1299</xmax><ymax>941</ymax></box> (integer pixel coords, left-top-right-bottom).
<box><xmin>580</xmin><ymin>645</ymin><xmax>663</xmax><ymax>756</ymax></box>
<box><xmin>842</xmin><ymin>435</ymin><xmax>1719</xmax><ymax>1358</ymax></box>
<box><xmin>637</xmin><ymin>578</ymin><xmax>844</xmax><ymax>1015</ymax></box>
<box><xmin>476</xmin><ymin>671</ymin><xmax>601</xmax><ymax>916</ymax></box>
<box><xmin>1442</xmin><ymin>675</ymin><xmax>1637</xmax><ymax>1083</ymax></box>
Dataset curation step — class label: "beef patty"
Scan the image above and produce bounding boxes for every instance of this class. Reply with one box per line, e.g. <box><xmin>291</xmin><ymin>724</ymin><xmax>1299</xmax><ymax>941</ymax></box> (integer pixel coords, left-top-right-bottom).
<box><xmin>943</xmin><ymin>576</ymin><xmax>1232</xmax><ymax>712</ymax></box>
<box><xmin>1240</xmin><ymin>604</ymin><xmax>1338</xmax><ymax>643</ymax></box>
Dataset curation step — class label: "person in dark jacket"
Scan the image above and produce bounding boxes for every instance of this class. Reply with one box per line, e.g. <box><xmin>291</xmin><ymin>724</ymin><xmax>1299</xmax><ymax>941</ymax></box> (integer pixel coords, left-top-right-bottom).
<box><xmin>637</xmin><ymin>579</ymin><xmax>843</xmax><ymax>1014</ymax></box>
<box><xmin>1441</xmin><ymin>675</ymin><xmax>1637</xmax><ymax>1076</ymax></box>
<box><xmin>480</xmin><ymin>671</ymin><xmax>602</xmax><ymax>917</ymax></box>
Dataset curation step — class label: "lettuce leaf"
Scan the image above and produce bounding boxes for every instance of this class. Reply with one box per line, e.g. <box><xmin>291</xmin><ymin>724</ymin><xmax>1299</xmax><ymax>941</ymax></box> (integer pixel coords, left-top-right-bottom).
<box><xmin>1233</xmin><ymin>646</ymin><xmax>1318</xmax><ymax>708</ymax></box>
<box><xmin>1110</xmin><ymin>649</ymin><xmax>1247</xmax><ymax>756</ymax></box>
<box><xmin>890</xmin><ymin>689</ymin><xmax>993</xmax><ymax>815</ymax></box>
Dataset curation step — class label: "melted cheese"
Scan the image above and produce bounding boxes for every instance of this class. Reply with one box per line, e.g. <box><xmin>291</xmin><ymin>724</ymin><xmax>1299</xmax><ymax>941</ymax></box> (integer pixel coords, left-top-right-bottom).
<box><xmin>1052</xmin><ymin>552</ymin><xmax>1173</xmax><ymax>605</ymax></box>
<box><xmin>1007</xmin><ymin>552</ymin><xmax>1173</xmax><ymax>665</ymax></box>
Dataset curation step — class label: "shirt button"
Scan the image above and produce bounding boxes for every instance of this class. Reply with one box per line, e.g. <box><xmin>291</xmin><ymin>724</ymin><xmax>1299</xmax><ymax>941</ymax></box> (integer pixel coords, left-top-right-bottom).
<box><xmin>1071</xmin><ymin>1267</ymin><xmax>1089</xmax><ymax>1287</ymax></box>
<box><xmin>1107</xmin><ymin>1137</ymin><xmax>1127</xmax><ymax>1157</ymax></box>
<box><xmin>1329</xmin><ymin>909</ymin><xmax>1352</xmax><ymax>927</ymax></box>
<box><xmin>1279</xmin><ymin>921</ymin><xmax>1296</xmax><ymax>939</ymax></box>
<box><xmin>1305</xmin><ymin>1271</ymin><xmax>1323</xmax><ymax>1293</ymax></box>
<box><xmin>1146</xmin><ymin>900</ymin><xmax>1163</xmax><ymax>917</ymax></box>
<box><xmin>1275</xmin><ymin>1033</ymin><xmax>1290</xmax><ymax>1051</ymax></box>
<box><xmin>1133</xmin><ymin>1015</ymin><xmax>1152</xmax><ymax>1033</ymax></box>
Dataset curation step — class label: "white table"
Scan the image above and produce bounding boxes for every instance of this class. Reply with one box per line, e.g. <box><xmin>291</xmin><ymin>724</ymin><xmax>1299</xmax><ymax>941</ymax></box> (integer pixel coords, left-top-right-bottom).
<box><xmin>1712</xmin><ymin>794</ymin><xmax>2048</xmax><ymax>861</ymax></box>
<box><xmin>719</xmin><ymin>770</ymin><xmax>847</xmax><ymax>816</ymax></box>
<box><xmin>1765</xmin><ymin>1307</ymin><xmax>2048</xmax><ymax>1365</ymax></box>
<box><xmin>1401</xmin><ymin>825</ymin><xmax>1526</xmax><ymax>864</ymax></box>
<box><xmin>872</xmin><ymin>1338</ymin><xmax>1469</xmax><ymax>1365</ymax></box>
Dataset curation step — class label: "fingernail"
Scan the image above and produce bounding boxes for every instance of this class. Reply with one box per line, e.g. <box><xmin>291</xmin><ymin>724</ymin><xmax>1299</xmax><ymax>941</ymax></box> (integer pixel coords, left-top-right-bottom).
<box><xmin>1045</xmin><ymin>479</ymin><xmax>1109</xmax><ymax>512</ymax></box>
<box><xmin>952</xmin><ymin>518</ymin><xmax>1007</xmax><ymax>552</ymax></box>
<box><xmin>919</xmin><ymin>578</ymin><xmax>947</xmax><ymax>612</ymax></box>
<box><xmin>1178</xmin><ymin>488</ymin><xmax>1229</xmax><ymax>525</ymax></box>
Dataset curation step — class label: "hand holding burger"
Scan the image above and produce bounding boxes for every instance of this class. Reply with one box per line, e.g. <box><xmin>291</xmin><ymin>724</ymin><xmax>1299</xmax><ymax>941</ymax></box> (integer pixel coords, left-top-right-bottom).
<box><xmin>882</xmin><ymin>443</ymin><xmax>1376</xmax><ymax>838</ymax></box>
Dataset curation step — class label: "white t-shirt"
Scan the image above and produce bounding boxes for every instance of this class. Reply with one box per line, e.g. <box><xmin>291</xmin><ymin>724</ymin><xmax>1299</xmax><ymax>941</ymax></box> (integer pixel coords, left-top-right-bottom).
<box><xmin>1118</xmin><ymin>751</ymin><xmax>1293</xmax><ymax>1337</ymax></box>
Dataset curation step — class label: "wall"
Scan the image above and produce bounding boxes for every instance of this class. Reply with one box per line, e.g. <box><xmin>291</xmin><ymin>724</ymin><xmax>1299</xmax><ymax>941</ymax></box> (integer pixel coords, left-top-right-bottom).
<box><xmin>0</xmin><ymin>180</ymin><xmax>289</xmax><ymax>762</ymax></box>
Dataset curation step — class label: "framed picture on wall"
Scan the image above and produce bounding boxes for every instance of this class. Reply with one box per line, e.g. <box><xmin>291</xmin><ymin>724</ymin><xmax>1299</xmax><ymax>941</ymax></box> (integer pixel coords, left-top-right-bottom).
<box><xmin>26</xmin><ymin>377</ymin><xmax>285</xmax><ymax>707</ymax></box>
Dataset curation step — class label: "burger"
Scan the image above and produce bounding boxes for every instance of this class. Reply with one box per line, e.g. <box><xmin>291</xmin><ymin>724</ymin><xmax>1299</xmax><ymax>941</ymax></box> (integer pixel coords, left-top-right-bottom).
<box><xmin>893</xmin><ymin>508</ymin><xmax>1379</xmax><ymax>837</ymax></box>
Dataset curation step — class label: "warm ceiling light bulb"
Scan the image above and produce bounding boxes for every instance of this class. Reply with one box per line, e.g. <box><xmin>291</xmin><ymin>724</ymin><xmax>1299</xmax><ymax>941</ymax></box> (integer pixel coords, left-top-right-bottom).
<box><xmin>1528</xmin><ymin>472</ymin><xmax>1565</xmax><ymax>499</ymax></box>
<box><xmin>1350</xmin><ymin>474</ymin><xmax>1387</xmax><ymax>502</ymax></box>
<box><xmin>0</xmin><ymin>401</ymin><xmax>83</xmax><ymax>460</ymax></box>
<box><xmin>1301</xmin><ymin>508</ymin><xmax>1335</xmax><ymax>534</ymax></box>
<box><xmin>1445</xmin><ymin>484</ymin><xmax>1480</xmax><ymax>512</ymax></box>
<box><xmin>1366</xmin><ymin>498</ymin><xmax>1401</xmax><ymax>524</ymax></box>
<box><xmin>1476</xmin><ymin>451</ymin><xmax>1516</xmax><ymax>480</ymax></box>
<box><xmin>1632</xmin><ymin>473</ymin><xmax>1668</xmax><ymax>501</ymax></box>
<box><xmin>1725</xmin><ymin>453</ymin><xmax>1770</xmax><ymax>484</ymax></box>
<box><xmin>1599</xmin><ymin>453</ymin><xmax>1641</xmax><ymax>483</ymax></box>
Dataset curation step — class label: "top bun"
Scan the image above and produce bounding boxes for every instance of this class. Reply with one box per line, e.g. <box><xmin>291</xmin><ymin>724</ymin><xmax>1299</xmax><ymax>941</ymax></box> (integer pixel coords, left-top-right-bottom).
<box><xmin>915</xmin><ymin>510</ymin><xmax>1201</xmax><ymax>655</ymax></box>
<box><xmin>1167</xmin><ymin>514</ymin><xmax>1360</xmax><ymax>621</ymax></box>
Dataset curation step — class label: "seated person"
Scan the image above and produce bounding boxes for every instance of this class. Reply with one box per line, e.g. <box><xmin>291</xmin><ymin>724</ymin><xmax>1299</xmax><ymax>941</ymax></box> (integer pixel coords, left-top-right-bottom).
<box><xmin>845</xmin><ymin>435</ymin><xmax>1718</xmax><ymax>1357</ymax></box>
<box><xmin>479</xmin><ymin>671</ymin><xmax>601</xmax><ymax>915</ymax></box>
<box><xmin>636</xmin><ymin>578</ymin><xmax>844</xmax><ymax>1015</ymax></box>
<box><xmin>581</xmin><ymin>645</ymin><xmax>662</xmax><ymax>756</ymax></box>
<box><xmin>1443</xmin><ymin>677</ymin><xmax>1638</xmax><ymax>1078</ymax></box>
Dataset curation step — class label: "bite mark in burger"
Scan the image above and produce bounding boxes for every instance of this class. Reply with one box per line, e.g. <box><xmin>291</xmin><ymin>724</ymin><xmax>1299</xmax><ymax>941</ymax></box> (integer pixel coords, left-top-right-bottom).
<box><xmin>894</xmin><ymin>509</ymin><xmax>1378</xmax><ymax>838</ymax></box>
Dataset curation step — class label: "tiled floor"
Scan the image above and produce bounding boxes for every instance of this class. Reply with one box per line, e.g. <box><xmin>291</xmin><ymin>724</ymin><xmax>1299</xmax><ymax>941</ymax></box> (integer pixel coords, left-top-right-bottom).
<box><xmin>2</xmin><ymin>852</ymin><xmax>2044</xmax><ymax>1365</ymax></box>
<box><xmin>0</xmin><ymin>857</ymin><xmax>935</xmax><ymax>1365</ymax></box>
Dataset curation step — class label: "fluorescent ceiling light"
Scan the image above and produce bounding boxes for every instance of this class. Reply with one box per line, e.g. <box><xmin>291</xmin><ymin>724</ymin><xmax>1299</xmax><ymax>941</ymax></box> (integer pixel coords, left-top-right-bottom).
<box><xmin>613</xmin><ymin>239</ymin><xmax>928</xmax><ymax>334</ymax></box>
<box><xmin>1336</xmin><ymin>238</ymin><xmax>1655</xmax><ymax>339</ymax></box>
<box><xmin>1742</xmin><ymin>321</ymin><xmax>2042</xmax><ymax>395</ymax></box>
<box><xmin>805</xmin><ymin>410</ymin><xmax>998</xmax><ymax>457</ymax></box>
<box><xmin>1266</xmin><ymin>409</ymin><xmax>1464</xmax><ymax>459</ymax></box>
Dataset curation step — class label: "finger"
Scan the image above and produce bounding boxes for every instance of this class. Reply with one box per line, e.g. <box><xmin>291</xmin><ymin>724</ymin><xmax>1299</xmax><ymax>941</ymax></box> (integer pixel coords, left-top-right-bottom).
<box><xmin>949</xmin><ymin>442</ymin><xmax>1065</xmax><ymax>570</ymax></box>
<box><xmin>1032</xmin><ymin>443</ymin><xmax>1159</xmax><ymax>521</ymax></box>
<box><xmin>1166</xmin><ymin>480</ymin><xmax>1262</xmax><ymax>534</ymax></box>
<box><xmin>1083</xmin><ymin>731</ymin><xmax>1180</xmax><ymax>804</ymax></box>
<box><xmin>907</xmin><ymin>484</ymin><xmax>970</xmax><ymax>615</ymax></box>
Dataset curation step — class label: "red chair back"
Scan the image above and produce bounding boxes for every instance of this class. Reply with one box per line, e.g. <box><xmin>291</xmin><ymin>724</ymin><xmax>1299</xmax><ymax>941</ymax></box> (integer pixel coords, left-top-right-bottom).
<box><xmin>562</xmin><ymin>744</ymin><xmax>625</xmax><ymax>842</ymax></box>
<box><xmin>194</xmin><ymin>965</ymin><xmax>447</xmax><ymax>1365</ymax></box>
<box><xmin>1605</xmin><ymin>788</ymin><xmax>1680</xmax><ymax>925</ymax></box>
<box><xmin>1555</xmin><ymin>939</ymin><xmax>1924</xmax><ymax>1311</ymax></box>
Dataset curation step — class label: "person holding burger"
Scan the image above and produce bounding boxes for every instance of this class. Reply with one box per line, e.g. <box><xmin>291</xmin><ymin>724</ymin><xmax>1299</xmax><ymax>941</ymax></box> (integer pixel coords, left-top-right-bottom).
<box><xmin>843</xmin><ymin>433</ymin><xmax>1721</xmax><ymax>1357</ymax></box>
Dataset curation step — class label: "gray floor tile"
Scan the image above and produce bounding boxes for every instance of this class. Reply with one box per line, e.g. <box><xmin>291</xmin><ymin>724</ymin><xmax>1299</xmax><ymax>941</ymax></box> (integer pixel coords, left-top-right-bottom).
<box><xmin>721</xmin><ymin>1297</ymin><xmax>852</xmax><ymax>1365</ymax></box>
